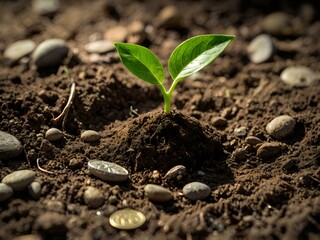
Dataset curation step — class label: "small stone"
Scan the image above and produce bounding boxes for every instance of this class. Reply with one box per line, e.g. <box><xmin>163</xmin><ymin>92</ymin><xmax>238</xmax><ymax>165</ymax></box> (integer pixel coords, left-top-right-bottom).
<box><xmin>183</xmin><ymin>182</ymin><xmax>211</xmax><ymax>201</ymax></box>
<box><xmin>32</xmin><ymin>0</ymin><xmax>59</xmax><ymax>16</ymax></box>
<box><xmin>266</xmin><ymin>115</ymin><xmax>296</xmax><ymax>139</ymax></box>
<box><xmin>84</xmin><ymin>186</ymin><xmax>104</xmax><ymax>209</ymax></box>
<box><xmin>0</xmin><ymin>131</ymin><xmax>23</xmax><ymax>161</ymax></box>
<box><xmin>28</xmin><ymin>181</ymin><xmax>42</xmax><ymax>200</ymax></box>
<box><xmin>104</xmin><ymin>25</ymin><xmax>128</xmax><ymax>42</ymax></box>
<box><xmin>32</xmin><ymin>39</ymin><xmax>69</xmax><ymax>68</ymax></box>
<box><xmin>247</xmin><ymin>34</ymin><xmax>274</xmax><ymax>64</ymax></box>
<box><xmin>127</xmin><ymin>21</ymin><xmax>147</xmax><ymax>44</ymax></box>
<box><xmin>4</xmin><ymin>40</ymin><xmax>36</xmax><ymax>62</ymax></box>
<box><xmin>84</xmin><ymin>40</ymin><xmax>115</xmax><ymax>54</ymax></box>
<box><xmin>144</xmin><ymin>184</ymin><xmax>173</xmax><ymax>202</ymax></box>
<box><xmin>35</xmin><ymin>212</ymin><xmax>67</xmax><ymax>235</ymax></box>
<box><xmin>12</xmin><ymin>235</ymin><xmax>42</xmax><ymax>240</ymax></box>
<box><xmin>163</xmin><ymin>165</ymin><xmax>186</xmax><ymax>180</ymax></box>
<box><xmin>245</xmin><ymin>136</ymin><xmax>263</xmax><ymax>146</ymax></box>
<box><xmin>2</xmin><ymin>170</ymin><xmax>36</xmax><ymax>191</ymax></box>
<box><xmin>262</xmin><ymin>12</ymin><xmax>293</xmax><ymax>36</ymax></box>
<box><xmin>88</xmin><ymin>160</ymin><xmax>128</xmax><ymax>182</ymax></box>
<box><xmin>45</xmin><ymin>200</ymin><xmax>64</xmax><ymax>213</ymax></box>
<box><xmin>45</xmin><ymin>128</ymin><xmax>63</xmax><ymax>141</ymax></box>
<box><xmin>0</xmin><ymin>183</ymin><xmax>13</xmax><ymax>202</ymax></box>
<box><xmin>232</xmin><ymin>148</ymin><xmax>247</xmax><ymax>161</ymax></box>
<box><xmin>108</xmin><ymin>195</ymin><xmax>118</xmax><ymax>205</ymax></box>
<box><xmin>280</xmin><ymin>66</ymin><xmax>317</xmax><ymax>87</ymax></box>
<box><xmin>156</xmin><ymin>5</ymin><xmax>184</xmax><ymax>29</ymax></box>
<box><xmin>211</xmin><ymin>116</ymin><xmax>227</xmax><ymax>128</ymax></box>
<box><xmin>197</xmin><ymin>170</ymin><xmax>205</xmax><ymax>176</ymax></box>
<box><xmin>256</xmin><ymin>142</ymin><xmax>282</xmax><ymax>160</ymax></box>
<box><xmin>81</xmin><ymin>130</ymin><xmax>100</xmax><ymax>142</ymax></box>
<box><xmin>234</xmin><ymin>127</ymin><xmax>248</xmax><ymax>137</ymax></box>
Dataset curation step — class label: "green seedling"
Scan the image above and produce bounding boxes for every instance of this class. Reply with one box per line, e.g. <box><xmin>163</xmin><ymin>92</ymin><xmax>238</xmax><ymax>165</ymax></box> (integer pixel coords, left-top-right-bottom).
<box><xmin>114</xmin><ymin>34</ymin><xmax>235</xmax><ymax>114</ymax></box>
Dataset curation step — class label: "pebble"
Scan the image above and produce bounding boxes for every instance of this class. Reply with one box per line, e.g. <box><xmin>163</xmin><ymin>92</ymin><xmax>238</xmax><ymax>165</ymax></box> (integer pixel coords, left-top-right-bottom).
<box><xmin>163</xmin><ymin>165</ymin><xmax>186</xmax><ymax>180</ymax></box>
<box><xmin>45</xmin><ymin>128</ymin><xmax>63</xmax><ymax>141</ymax></box>
<box><xmin>88</xmin><ymin>160</ymin><xmax>129</xmax><ymax>182</ymax></box>
<box><xmin>4</xmin><ymin>40</ymin><xmax>36</xmax><ymax>62</ymax></box>
<box><xmin>266</xmin><ymin>115</ymin><xmax>296</xmax><ymax>139</ymax></box>
<box><xmin>84</xmin><ymin>186</ymin><xmax>104</xmax><ymax>209</ymax></box>
<box><xmin>256</xmin><ymin>142</ymin><xmax>282</xmax><ymax>160</ymax></box>
<box><xmin>35</xmin><ymin>212</ymin><xmax>67</xmax><ymax>234</ymax></box>
<box><xmin>262</xmin><ymin>12</ymin><xmax>293</xmax><ymax>36</ymax></box>
<box><xmin>12</xmin><ymin>234</ymin><xmax>42</xmax><ymax>240</ymax></box>
<box><xmin>280</xmin><ymin>66</ymin><xmax>317</xmax><ymax>87</ymax></box>
<box><xmin>104</xmin><ymin>25</ymin><xmax>128</xmax><ymax>42</ymax></box>
<box><xmin>2</xmin><ymin>170</ymin><xmax>36</xmax><ymax>191</ymax></box>
<box><xmin>232</xmin><ymin>148</ymin><xmax>247</xmax><ymax>161</ymax></box>
<box><xmin>182</xmin><ymin>182</ymin><xmax>211</xmax><ymax>201</ymax></box>
<box><xmin>156</xmin><ymin>5</ymin><xmax>184</xmax><ymax>29</ymax></box>
<box><xmin>32</xmin><ymin>0</ymin><xmax>60</xmax><ymax>16</ymax></box>
<box><xmin>211</xmin><ymin>116</ymin><xmax>228</xmax><ymax>128</ymax></box>
<box><xmin>0</xmin><ymin>183</ymin><xmax>13</xmax><ymax>202</ymax></box>
<box><xmin>245</xmin><ymin>136</ymin><xmax>263</xmax><ymax>146</ymax></box>
<box><xmin>234</xmin><ymin>126</ymin><xmax>248</xmax><ymax>137</ymax></box>
<box><xmin>0</xmin><ymin>130</ymin><xmax>23</xmax><ymax>161</ymax></box>
<box><xmin>32</xmin><ymin>39</ymin><xmax>69</xmax><ymax>68</ymax></box>
<box><xmin>28</xmin><ymin>181</ymin><xmax>42</xmax><ymax>200</ymax></box>
<box><xmin>84</xmin><ymin>40</ymin><xmax>115</xmax><ymax>54</ymax></box>
<box><xmin>247</xmin><ymin>34</ymin><xmax>274</xmax><ymax>64</ymax></box>
<box><xmin>81</xmin><ymin>130</ymin><xmax>100</xmax><ymax>142</ymax></box>
<box><xmin>144</xmin><ymin>184</ymin><xmax>173</xmax><ymax>202</ymax></box>
<box><xmin>127</xmin><ymin>21</ymin><xmax>147</xmax><ymax>44</ymax></box>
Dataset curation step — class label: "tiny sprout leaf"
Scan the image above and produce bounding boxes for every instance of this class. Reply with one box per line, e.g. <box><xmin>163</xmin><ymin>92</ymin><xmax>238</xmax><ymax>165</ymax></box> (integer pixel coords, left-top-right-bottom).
<box><xmin>168</xmin><ymin>34</ymin><xmax>235</xmax><ymax>82</ymax></box>
<box><xmin>114</xmin><ymin>43</ymin><xmax>165</xmax><ymax>85</ymax></box>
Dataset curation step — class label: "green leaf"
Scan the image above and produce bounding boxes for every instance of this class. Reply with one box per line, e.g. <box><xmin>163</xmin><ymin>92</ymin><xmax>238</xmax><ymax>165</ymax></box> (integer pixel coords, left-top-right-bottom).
<box><xmin>114</xmin><ymin>43</ymin><xmax>165</xmax><ymax>85</ymax></box>
<box><xmin>168</xmin><ymin>34</ymin><xmax>235</xmax><ymax>82</ymax></box>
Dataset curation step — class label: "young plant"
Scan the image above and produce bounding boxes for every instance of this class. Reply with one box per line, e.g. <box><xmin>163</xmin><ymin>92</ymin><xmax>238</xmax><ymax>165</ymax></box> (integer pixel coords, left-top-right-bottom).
<box><xmin>114</xmin><ymin>34</ymin><xmax>235</xmax><ymax>114</ymax></box>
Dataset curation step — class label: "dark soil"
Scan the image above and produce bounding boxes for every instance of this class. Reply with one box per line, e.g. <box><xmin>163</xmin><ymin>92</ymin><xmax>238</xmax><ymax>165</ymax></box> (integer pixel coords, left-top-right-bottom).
<box><xmin>1</xmin><ymin>0</ymin><xmax>320</xmax><ymax>239</ymax></box>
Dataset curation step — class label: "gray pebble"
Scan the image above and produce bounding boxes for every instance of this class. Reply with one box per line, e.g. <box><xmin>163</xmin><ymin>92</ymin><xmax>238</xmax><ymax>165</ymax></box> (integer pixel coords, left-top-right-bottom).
<box><xmin>266</xmin><ymin>115</ymin><xmax>296</xmax><ymax>139</ymax></box>
<box><xmin>81</xmin><ymin>130</ymin><xmax>100</xmax><ymax>142</ymax></box>
<box><xmin>45</xmin><ymin>128</ymin><xmax>63</xmax><ymax>141</ymax></box>
<box><xmin>256</xmin><ymin>142</ymin><xmax>282</xmax><ymax>160</ymax></box>
<box><xmin>84</xmin><ymin>186</ymin><xmax>104</xmax><ymax>209</ymax></box>
<box><xmin>4</xmin><ymin>40</ymin><xmax>36</xmax><ymax>61</ymax></box>
<box><xmin>163</xmin><ymin>165</ymin><xmax>186</xmax><ymax>180</ymax></box>
<box><xmin>144</xmin><ymin>184</ymin><xmax>173</xmax><ymax>202</ymax></box>
<box><xmin>32</xmin><ymin>0</ymin><xmax>60</xmax><ymax>16</ymax></box>
<box><xmin>2</xmin><ymin>170</ymin><xmax>36</xmax><ymax>191</ymax></box>
<box><xmin>245</xmin><ymin>136</ymin><xmax>263</xmax><ymax>146</ymax></box>
<box><xmin>32</xmin><ymin>39</ymin><xmax>69</xmax><ymax>68</ymax></box>
<box><xmin>211</xmin><ymin>116</ymin><xmax>227</xmax><ymax>128</ymax></box>
<box><xmin>234</xmin><ymin>126</ymin><xmax>248</xmax><ymax>137</ymax></box>
<box><xmin>262</xmin><ymin>12</ymin><xmax>293</xmax><ymax>36</ymax></box>
<box><xmin>84</xmin><ymin>40</ymin><xmax>115</xmax><ymax>54</ymax></box>
<box><xmin>88</xmin><ymin>160</ymin><xmax>128</xmax><ymax>182</ymax></box>
<box><xmin>183</xmin><ymin>182</ymin><xmax>211</xmax><ymax>201</ymax></box>
<box><xmin>28</xmin><ymin>181</ymin><xmax>42</xmax><ymax>200</ymax></box>
<box><xmin>247</xmin><ymin>34</ymin><xmax>274</xmax><ymax>64</ymax></box>
<box><xmin>280</xmin><ymin>66</ymin><xmax>317</xmax><ymax>87</ymax></box>
<box><xmin>0</xmin><ymin>131</ymin><xmax>23</xmax><ymax>161</ymax></box>
<box><xmin>0</xmin><ymin>183</ymin><xmax>13</xmax><ymax>202</ymax></box>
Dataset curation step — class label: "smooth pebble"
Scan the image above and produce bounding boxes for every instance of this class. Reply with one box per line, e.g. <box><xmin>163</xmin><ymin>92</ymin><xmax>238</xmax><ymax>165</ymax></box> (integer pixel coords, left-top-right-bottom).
<box><xmin>4</xmin><ymin>40</ymin><xmax>36</xmax><ymax>61</ymax></box>
<box><xmin>211</xmin><ymin>116</ymin><xmax>227</xmax><ymax>128</ymax></box>
<box><xmin>104</xmin><ymin>25</ymin><xmax>128</xmax><ymax>42</ymax></box>
<box><xmin>88</xmin><ymin>160</ymin><xmax>128</xmax><ymax>182</ymax></box>
<box><xmin>32</xmin><ymin>0</ymin><xmax>60</xmax><ymax>16</ymax></box>
<box><xmin>2</xmin><ymin>170</ymin><xmax>36</xmax><ymax>191</ymax></box>
<box><xmin>84</xmin><ymin>186</ymin><xmax>104</xmax><ymax>209</ymax></box>
<box><xmin>0</xmin><ymin>183</ymin><xmax>13</xmax><ymax>202</ymax></box>
<box><xmin>163</xmin><ymin>165</ymin><xmax>186</xmax><ymax>180</ymax></box>
<box><xmin>256</xmin><ymin>142</ymin><xmax>282</xmax><ymax>160</ymax></box>
<box><xmin>234</xmin><ymin>126</ymin><xmax>247</xmax><ymax>137</ymax></box>
<box><xmin>81</xmin><ymin>130</ymin><xmax>100</xmax><ymax>142</ymax></box>
<box><xmin>144</xmin><ymin>184</ymin><xmax>173</xmax><ymax>202</ymax></box>
<box><xmin>45</xmin><ymin>128</ymin><xmax>63</xmax><ymax>141</ymax></box>
<box><xmin>262</xmin><ymin>12</ymin><xmax>293</xmax><ymax>35</ymax></box>
<box><xmin>32</xmin><ymin>39</ymin><xmax>69</xmax><ymax>68</ymax></box>
<box><xmin>245</xmin><ymin>136</ymin><xmax>263</xmax><ymax>146</ymax></box>
<box><xmin>183</xmin><ymin>182</ymin><xmax>211</xmax><ymax>201</ymax></box>
<box><xmin>28</xmin><ymin>181</ymin><xmax>42</xmax><ymax>200</ymax></box>
<box><xmin>266</xmin><ymin>115</ymin><xmax>296</xmax><ymax>139</ymax></box>
<box><xmin>247</xmin><ymin>34</ymin><xmax>274</xmax><ymax>64</ymax></box>
<box><xmin>280</xmin><ymin>66</ymin><xmax>317</xmax><ymax>87</ymax></box>
<box><xmin>156</xmin><ymin>5</ymin><xmax>184</xmax><ymax>28</ymax></box>
<box><xmin>0</xmin><ymin>131</ymin><xmax>23</xmax><ymax>161</ymax></box>
<box><xmin>84</xmin><ymin>40</ymin><xmax>115</xmax><ymax>54</ymax></box>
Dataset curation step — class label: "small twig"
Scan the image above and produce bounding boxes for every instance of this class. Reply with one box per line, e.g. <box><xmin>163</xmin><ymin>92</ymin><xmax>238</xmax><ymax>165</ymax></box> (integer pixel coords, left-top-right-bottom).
<box><xmin>129</xmin><ymin>106</ymin><xmax>139</xmax><ymax>117</ymax></box>
<box><xmin>36</xmin><ymin>158</ymin><xmax>55</xmax><ymax>175</ymax></box>
<box><xmin>24</xmin><ymin>148</ymin><xmax>31</xmax><ymax>167</ymax></box>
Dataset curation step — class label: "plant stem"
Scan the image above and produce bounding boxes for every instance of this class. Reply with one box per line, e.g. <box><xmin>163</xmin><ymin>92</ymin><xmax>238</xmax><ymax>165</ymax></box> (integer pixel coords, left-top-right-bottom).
<box><xmin>159</xmin><ymin>80</ymin><xmax>179</xmax><ymax>114</ymax></box>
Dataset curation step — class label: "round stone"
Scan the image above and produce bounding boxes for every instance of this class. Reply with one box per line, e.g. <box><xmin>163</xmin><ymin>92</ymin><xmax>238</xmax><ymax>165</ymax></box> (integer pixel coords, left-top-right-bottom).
<box><xmin>211</xmin><ymin>116</ymin><xmax>228</xmax><ymax>128</ymax></box>
<box><xmin>182</xmin><ymin>182</ymin><xmax>211</xmax><ymax>201</ymax></box>
<box><xmin>4</xmin><ymin>40</ymin><xmax>36</xmax><ymax>61</ymax></box>
<box><xmin>262</xmin><ymin>12</ymin><xmax>293</xmax><ymax>35</ymax></box>
<box><xmin>32</xmin><ymin>0</ymin><xmax>60</xmax><ymax>16</ymax></box>
<box><xmin>256</xmin><ymin>142</ymin><xmax>282</xmax><ymax>160</ymax></box>
<box><xmin>247</xmin><ymin>34</ymin><xmax>274</xmax><ymax>64</ymax></box>
<box><xmin>104</xmin><ymin>26</ymin><xmax>128</xmax><ymax>42</ymax></box>
<box><xmin>28</xmin><ymin>181</ymin><xmax>42</xmax><ymax>200</ymax></box>
<box><xmin>45</xmin><ymin>128</ymin><xmax>63</xmax><ymax>141</ymax></box>
<box><xmin>163</xmin><ymin>165</ymin><xmax>186</xmax><ymax>180</ymax></box>
<box><xmin>245</xmin><ymin>136</ymin><xmax>263</xmax><ymax>146</ymax></box>
<box><xmin>88</xmin><ymin>160</ymin><xmax>128</xmax><ymax>182</ymax></box>
<box><xmin>234</xmin><ymin>126</ymin><xmax>248</xmax><ymax>137</ymax></box>
<box><xmin>80</xmin><ymin>130</ymin><xmax>100</xmax><ymax>142</ymax></box>
<box><xmin>144</xmin><ymin>184</ymin><xmax>173</xmax><ymax>202</ymax></box>
<box><xmin>0</xmin><ymin>131</ymin><xmax>23</xmax><ymax>161</ymax></box>
<box><xmin>109</xmin><ymin>208</ymin><xmax>146</xmax><ymax>230</ymax></box>
<box><xmin>83</xmin><ymin>186</ymin><xmax>104</xmax><ymax>209</ymax></box>
<box><xmin>84</xmin><ymin>40</ymin><xmax>115</xmax><ymax>54</ymax></box>
<box><xmin>2</xmin><ymin>170</ymin><xmax>36</xmax><ymax>191</ymax></box>
<box><xmin>280</xmin><ymin>66</ymin><xmax>317</xmax><ymax>87</ymax></box>
<box><xmin>32</xmin><ymin>39</ymin><xmax>69</xmax><ymax>68</ymax></box>
<box><xmin>266</xmin><ymin>115</ymin><xmax>296</xmax><ymax>139</ymax></box>
<box><xmin>0</xmin><ymin>183</ymin><xmax>13</xmax><ymax>202</ymax></box>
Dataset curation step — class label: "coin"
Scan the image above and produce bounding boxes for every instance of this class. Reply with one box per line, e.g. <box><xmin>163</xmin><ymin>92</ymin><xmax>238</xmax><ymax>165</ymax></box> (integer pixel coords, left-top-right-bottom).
<box><xmin>109</xmin><ymin>208</ymin><xmax>146</xmax><ymax>230</ymax></box>
<box><xmin>88</xmin><ymin>160</ymin><xmax>129</xmax><ymax>182</ymax></box>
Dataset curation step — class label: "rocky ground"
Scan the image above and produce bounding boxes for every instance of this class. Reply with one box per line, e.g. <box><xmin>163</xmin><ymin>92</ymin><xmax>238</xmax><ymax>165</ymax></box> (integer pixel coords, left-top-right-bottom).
<box><xmin>0</xmin><ymin>0</ymin><xmax>320</xmax><ymax>239</ymax></box>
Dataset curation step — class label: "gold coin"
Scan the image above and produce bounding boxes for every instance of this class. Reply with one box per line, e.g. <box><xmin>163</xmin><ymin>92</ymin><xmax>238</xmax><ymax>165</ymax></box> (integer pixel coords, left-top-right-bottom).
<box><xmin>109</xmin><ymin>208</ymin><xmax>146</xmax><ymax>230</ymax></box>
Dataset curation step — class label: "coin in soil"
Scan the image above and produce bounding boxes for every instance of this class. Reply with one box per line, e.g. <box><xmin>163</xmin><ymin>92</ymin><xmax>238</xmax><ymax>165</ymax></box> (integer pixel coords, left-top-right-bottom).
<box><xmin>88</xmin><ymin>160</ymin><xmax>128</xmax><ymax>182</ymax></box>
<box><xmin>109</xmin><ymin>208</ymin><xmax>146</xmax><ymax>230</ymax></box>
